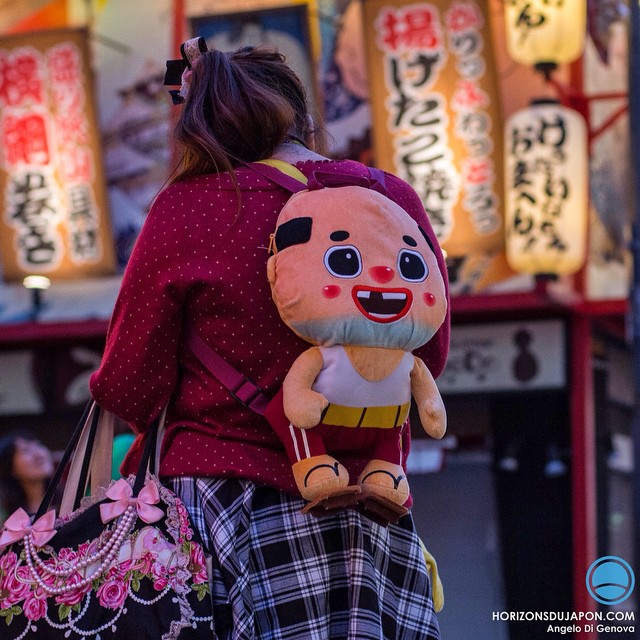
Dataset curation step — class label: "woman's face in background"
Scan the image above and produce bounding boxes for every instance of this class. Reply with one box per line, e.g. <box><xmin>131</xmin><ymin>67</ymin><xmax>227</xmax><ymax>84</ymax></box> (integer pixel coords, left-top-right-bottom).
<box><xmin>11</xmin><ymin>438</ymin><xmax>53</xmax><ymax>483</ymax></box>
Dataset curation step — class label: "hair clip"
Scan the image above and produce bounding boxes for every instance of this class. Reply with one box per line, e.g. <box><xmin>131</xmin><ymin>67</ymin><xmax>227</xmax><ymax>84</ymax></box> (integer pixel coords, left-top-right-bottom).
<box><xmin>180</xmin><ymin>36</ymin><xmax>208</xmax><ymax>68</ymax></box>
<box><xmin>168</xmin><ymin>89</ymin><xmax>185</xmax><ymax>105</ymax></box>
<box><xmin>164</xmin><ymin>36</ymin><xmax>209</xmax><ymax>103</ymax></box>
<box><xmin>164</xmin><ymin>59</ymin><xmax>187</xmax><ymax>86</ymax></box>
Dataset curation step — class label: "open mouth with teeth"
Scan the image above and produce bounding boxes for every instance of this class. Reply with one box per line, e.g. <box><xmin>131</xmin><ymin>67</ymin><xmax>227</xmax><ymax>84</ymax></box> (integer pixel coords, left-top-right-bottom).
<box><xmin>352</xmin><ymin>286</ymin><xmax>413</xmax><ymax>323</ymax></box>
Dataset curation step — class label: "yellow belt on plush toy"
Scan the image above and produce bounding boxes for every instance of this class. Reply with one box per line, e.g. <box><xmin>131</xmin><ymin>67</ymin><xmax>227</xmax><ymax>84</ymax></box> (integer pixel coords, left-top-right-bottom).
<box><xmin>321</xmin><ymin>402</ymin><xmax>410</xmax><ymax>428</ymax></box>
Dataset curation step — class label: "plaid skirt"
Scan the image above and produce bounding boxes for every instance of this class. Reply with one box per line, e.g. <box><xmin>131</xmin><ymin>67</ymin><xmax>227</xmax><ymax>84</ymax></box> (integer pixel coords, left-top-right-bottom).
<box><xmin>165</xmin><ymin>477</ymin><xmax>441</xmax><ymax>640</ymax></box>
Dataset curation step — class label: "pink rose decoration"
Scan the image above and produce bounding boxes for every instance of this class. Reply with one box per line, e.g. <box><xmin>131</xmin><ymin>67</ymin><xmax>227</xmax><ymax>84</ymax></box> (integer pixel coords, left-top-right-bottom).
<box><xmin>0</xmin><ymin>551</ymin><xmax>17</xmax><ymax>572</ymax></box>
<box><xmin>96</xmin><ymin>578</ymin><xmax>128</xmax><ymax>610</ymax></box>
<box><xmin>1</xmin><ymin>567</ymin><xmax>31</xmax><ymax>607</ymax></box>
<box><xmin>23</xmin><ymin>594</ymin><xmax>47</xmax><ymax>621</ymax></box>
<box><xmin>189</xmin><ymin>544</ymin><xmax>208</xmax><ymax>585</ymax></box>
<box><xmin>55</xmin><ymin>573</ymin><xmax>91</xmax><ymax>606</ymax></box>
<box><xmin>175</xmin><ymin>502</ymin><xmax>193</xmax><ymax>539</ymax></box>
<box><xmin>151</xmin><ymin>562</ymin><xmax>168</xmax><ymax>591</ymax></box>
<box><xmin>57</xmin><ymin>547</ymin><xmax>79</xmax><ymax>564</ymax></box>
<box><xmin>39</xmin><ymin>569</ymin><xmax>59</xmax><ymax>589</ymax></box>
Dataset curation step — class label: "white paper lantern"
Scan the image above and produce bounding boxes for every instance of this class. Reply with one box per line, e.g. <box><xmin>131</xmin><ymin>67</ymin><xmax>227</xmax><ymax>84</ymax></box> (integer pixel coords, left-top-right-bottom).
<box><xmin>504</xmin><ymin>99</ymin><xmax>588</xmax><ymax>277</ymax></box>
<box><xmin>504</xmin><ymin>0</ymin><xmax>586</xmax><ymax>68</ymax></box>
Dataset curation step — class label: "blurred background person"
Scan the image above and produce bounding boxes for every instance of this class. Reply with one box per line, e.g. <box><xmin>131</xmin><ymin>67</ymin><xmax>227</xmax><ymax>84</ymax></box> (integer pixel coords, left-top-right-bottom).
<box><xmin>0</xmin><ymin>433</ymin><xmax>54</xmax><ymax>524</ymax></box>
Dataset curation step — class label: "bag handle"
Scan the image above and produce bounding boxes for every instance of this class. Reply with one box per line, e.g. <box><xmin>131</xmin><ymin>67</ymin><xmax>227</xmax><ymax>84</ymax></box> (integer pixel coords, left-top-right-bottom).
<box><xmin>34</xmin><ymin>400</ymin><xmax>96</xmax><ymax>520</ymax></box>
<box><xmin>35</xmin><ymin>401</ymin><xmax>165</xmax><ymax>520</ymax></box>
<box><xmin>64</xmin><ymin>405</ymin><xmax>118</xmax><ymax>516</ymax></box>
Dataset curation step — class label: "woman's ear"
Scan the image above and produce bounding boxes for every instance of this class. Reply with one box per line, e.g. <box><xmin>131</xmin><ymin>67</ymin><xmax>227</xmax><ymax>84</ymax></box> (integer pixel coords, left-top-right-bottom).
<box><xmin>305</xmin><ymin>114</ymin><xmax>316</xmax><ymax>150</ymax></box>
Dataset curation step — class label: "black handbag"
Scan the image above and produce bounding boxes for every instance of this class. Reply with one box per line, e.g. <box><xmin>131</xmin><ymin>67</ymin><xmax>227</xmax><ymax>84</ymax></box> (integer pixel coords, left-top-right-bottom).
<box><xmin>0</xmin><ymin>402</ymin><xmax>214</xmax><ymax>639</ymax></box>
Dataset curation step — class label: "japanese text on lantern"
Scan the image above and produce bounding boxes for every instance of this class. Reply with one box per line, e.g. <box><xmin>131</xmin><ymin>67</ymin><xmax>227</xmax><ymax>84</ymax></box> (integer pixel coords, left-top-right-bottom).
<box><xmin>507</xmin><ymin>110</ymin><xmax>570</xmax><ymax>255</ymax></box>
<box><xmin>0</xmin><ymin>42</ymin><xmax>101</xmax><ymax>272</ymax></box>
<box><xmin>374</xmin><ymin>1</ymin><xmax>499</xmax><ymax>244</ymax></box>
<box><xmin>506</xmin><ymin>0</ymin><xmax>553</xmax><ymax>44</ymax></box>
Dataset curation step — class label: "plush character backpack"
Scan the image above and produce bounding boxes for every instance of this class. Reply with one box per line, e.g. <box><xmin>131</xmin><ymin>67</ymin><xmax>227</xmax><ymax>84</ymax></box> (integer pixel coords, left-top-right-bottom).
<box><xmin>255</xmin><ymin>160</ymin><xmax>448</xmax><ymax>524</ymax></box>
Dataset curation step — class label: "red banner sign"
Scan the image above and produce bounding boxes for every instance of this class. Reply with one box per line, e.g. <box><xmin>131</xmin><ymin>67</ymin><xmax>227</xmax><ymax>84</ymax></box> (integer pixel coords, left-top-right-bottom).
<box><xmin>0</xmin><ymin>28</ymin><xmax>115</xmax><ymax>281</ymax></box>
<box><xmin>363</xmin><ymin>0</ymin><xmax>511</xmax><ymax>293</ymax></box>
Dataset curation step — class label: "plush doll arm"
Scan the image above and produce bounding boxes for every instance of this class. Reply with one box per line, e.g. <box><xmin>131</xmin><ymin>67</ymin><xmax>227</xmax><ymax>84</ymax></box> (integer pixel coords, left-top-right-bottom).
<box><xmin>411</xmin><ymin>356</ymin><xmax>446</xmax><ymax>439</ymax></box>
<box><xmin>283</xmin><ymin>347</ymin><xmax>329</xmax><ymax>429</ymax></box>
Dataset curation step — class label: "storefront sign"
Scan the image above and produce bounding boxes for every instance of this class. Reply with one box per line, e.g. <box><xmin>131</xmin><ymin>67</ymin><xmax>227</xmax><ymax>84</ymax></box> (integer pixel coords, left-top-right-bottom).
<box><xmin>438</xmin><ymin>319</ymin><xmax>566</xmax><ymax>393</ymax></box>
<box><xmin>362</xmin><ymin>0</ymin><xmax>507</xmax><ymax>293</ymax></box>
<box><xmin>0</xmin><ymin>28</ymin><xmax>115</xmax><ymax>281</ymax></box>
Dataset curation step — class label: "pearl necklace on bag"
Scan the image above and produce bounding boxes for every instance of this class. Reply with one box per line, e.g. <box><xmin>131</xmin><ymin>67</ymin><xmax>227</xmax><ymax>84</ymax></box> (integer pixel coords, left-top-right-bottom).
<box><xmin>23</xmin><ymin>506</ymin><xmax>137</xmax><ymax>596</ymax></box>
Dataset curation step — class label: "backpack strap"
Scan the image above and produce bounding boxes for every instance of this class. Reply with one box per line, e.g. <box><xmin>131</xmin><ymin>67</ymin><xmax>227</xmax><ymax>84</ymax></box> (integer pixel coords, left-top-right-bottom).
<box><xmin>185</xmin><ymin>325</ymin><xmax>270</xmax><ymax>416</ymax></box>
<box><xmin>249</xmin><ymin>160</ymin><xmax>388</xmax><ymax>195</ymax></box>
<box><xmin>249</xmin><ymin>160</ymin><xmax>308</xmax><ymax>193</ymax></box>
<box><xmin>255</xmin><ymin>159</ymin><xmax>308</xmax><ymax>185</ymax></box>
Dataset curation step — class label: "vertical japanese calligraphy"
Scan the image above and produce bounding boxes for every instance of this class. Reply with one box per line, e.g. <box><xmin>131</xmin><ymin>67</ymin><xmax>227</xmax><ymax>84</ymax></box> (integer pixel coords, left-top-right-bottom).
<box><xmin>363</xmin><ymin>0</ymin><xmax>507</xmax><ymax>294</ymax></box>
<box><xmin>0</xmin><ymin>29</ymin><xmax>114</xmax><ymax>281</ymax></box>
<box><xmin>504</xmin><ymin>99</ymin><xmax>587</xmax><ymax>276</ymax></box>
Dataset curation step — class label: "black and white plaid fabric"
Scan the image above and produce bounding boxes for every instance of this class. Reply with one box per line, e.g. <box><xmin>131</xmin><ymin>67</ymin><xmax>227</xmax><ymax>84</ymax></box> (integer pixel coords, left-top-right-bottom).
<box><xmin>165</xmin><ymin>477</ymin><xmax>441</xmax><ymax>640</ymax></box>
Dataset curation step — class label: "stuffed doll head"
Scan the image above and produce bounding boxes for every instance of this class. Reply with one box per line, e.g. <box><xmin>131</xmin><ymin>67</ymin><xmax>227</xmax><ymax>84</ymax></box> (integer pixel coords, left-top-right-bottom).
<box><xmin>267</xmin><ymin>183</ymin><xmax>447</xmax><ymax>351</ymax></box>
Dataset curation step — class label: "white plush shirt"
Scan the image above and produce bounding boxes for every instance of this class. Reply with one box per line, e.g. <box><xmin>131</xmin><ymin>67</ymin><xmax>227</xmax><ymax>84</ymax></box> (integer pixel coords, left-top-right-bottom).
<box><xmin>312</xmin><ymin>345</ymin><xmax>413</xmax><ymax>408</ymax></box>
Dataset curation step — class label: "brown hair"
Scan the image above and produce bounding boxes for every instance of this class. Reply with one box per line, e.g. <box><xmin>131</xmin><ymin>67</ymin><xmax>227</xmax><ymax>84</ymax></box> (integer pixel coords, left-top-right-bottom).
<box><xmin>171</xmin><ymin>46</ymin><xmax>314</xmax><ymax>184</ymax></box>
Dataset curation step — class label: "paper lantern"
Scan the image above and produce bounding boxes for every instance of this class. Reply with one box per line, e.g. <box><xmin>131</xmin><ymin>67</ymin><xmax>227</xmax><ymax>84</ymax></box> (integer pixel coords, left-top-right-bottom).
<box><xmin>504</xmin><ymin>99</ymin><xmax>588</xmax><ymax>277</ymax></box>
<box><xmin>504</xmin><ymin>0</ymin><xmax>586</xmax><ymax>69</ymax></box>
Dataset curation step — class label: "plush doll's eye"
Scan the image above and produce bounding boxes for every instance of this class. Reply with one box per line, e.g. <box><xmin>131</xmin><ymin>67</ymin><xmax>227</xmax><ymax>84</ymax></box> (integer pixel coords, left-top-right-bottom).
<box><xmin>324</xmin><ymin>245</ymin><xmax>362</xmax><ymax>278</ymax></box>
<box><xmin>397</xmin><ymin>250</ymin><xmax>428</xmax><ymax>282</ymax></box>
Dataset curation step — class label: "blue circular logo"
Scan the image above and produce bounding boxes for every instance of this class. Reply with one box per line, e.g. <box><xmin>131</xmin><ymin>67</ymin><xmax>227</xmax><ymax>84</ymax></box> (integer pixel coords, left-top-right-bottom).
<box><xmin>586</xmin><ymin>556</ymin><xmax>635</xmax><ymax>605</ymax></box>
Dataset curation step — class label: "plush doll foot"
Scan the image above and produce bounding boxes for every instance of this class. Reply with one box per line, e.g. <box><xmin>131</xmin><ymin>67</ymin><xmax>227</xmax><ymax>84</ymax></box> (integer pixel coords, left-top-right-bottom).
<box><xmin>357</xmin><ymin>460</ymin><xmax>410</xmax><ymax>526</ymax></box>
<box><xmin>293</xmin><ymin>455</ymin><xmax>360</xmax><ymax>515</ymax></box>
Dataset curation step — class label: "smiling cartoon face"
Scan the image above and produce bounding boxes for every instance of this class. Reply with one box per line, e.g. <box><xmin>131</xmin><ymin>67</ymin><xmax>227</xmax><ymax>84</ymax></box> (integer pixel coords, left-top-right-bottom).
<box><xmin>267</xmin><ymin>185</ymin><xmax>447</xmax><ymax>351</ymax></box>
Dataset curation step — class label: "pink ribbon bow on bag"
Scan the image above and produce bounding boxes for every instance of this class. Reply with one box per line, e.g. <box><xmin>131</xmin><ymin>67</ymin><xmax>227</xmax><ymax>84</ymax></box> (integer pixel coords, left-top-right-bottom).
<box><xmin>99</xmin><ymin>479</ymin><xmax>164</xmax><ymax>524</ymax></box>
<box><xmin>0</xmin><ymin>508</ymin><xmax>57</xmax><ymax>548</ymax></box>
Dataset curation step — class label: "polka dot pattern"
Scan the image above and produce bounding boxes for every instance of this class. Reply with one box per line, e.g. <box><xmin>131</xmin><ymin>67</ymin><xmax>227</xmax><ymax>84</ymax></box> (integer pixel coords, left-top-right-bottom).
<box><xmin>89</xmin><ymin>159</ymin><xmax>450</xmax><ymax>493</ymax></box>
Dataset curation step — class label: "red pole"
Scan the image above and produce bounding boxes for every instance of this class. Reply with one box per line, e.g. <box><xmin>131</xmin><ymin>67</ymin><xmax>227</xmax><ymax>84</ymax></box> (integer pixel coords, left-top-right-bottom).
<box><xmin>173</xmin><ymin>0</ymin><xmax>186</xmax><ymax>55</ymax></box>
<box><xmin>169</xmin><ymin>0</ymin><xmax>186</xmax><ymax>174</ymax></box>
<box><xmin>570</xmin><ymin>311</ymin><xmax>597</xmax><ymax>640</ymax></box>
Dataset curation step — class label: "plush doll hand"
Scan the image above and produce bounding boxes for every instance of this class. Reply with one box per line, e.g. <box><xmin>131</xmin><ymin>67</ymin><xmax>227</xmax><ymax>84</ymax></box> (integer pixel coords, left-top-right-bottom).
<box><xmin>411</xmin><ymin>357</ymin><xmax>446</xmax><ymax>439</ymax></box>
<box><xmin>283</xmin><ymin>348</ymin><xmax>329</xmax><ymax>428</ymax></box>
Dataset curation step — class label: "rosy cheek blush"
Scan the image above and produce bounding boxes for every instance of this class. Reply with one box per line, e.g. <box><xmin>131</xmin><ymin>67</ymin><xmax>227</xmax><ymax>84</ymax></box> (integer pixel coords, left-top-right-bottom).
<box><xmin>424</xmin><ymin>292</ymin><xmax>436</xmax><ymax>307</ymax></box>
<box><xmin>323</xmin><ymin>285</ymin><xmax>341</xmax><ymax>299</ymax></box>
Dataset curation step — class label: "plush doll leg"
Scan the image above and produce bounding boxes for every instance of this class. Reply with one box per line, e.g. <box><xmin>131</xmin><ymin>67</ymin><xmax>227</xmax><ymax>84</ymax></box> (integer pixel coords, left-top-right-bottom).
<box><xmin>293</xmin><ymin>454</ymin><xmax>356</xmax><ymax>500</ymax></box>
<box><xmin>289</xmin><ymin>426</ymin><xmax>360</xmax><ymax>513</ymax></box>
<box><xmin>357</xmin><ymin>427</ymin><xmax>409</xmax><ymax>525</ymax></box>
<box><xmin>358</xmin><ymin>460</ymin><xmax>409</xmax><ymax>505</ymax></box>
<box><xmin>264</xmin><ymin>392</ymin><xmax>359</xmax><ymax>512</ymax></box>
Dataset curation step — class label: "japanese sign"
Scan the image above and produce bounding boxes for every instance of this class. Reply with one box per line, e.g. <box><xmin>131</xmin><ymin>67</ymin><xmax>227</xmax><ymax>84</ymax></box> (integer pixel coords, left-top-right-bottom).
<box><xmin>438</xmin><ymin>319</ymin><xmax>566</xmax><ymax>393</ymax></box>
<box><xmin>0</xmin><ymin>28</ymin><xmax>115</xmax><ymax>281</ymax></box>
<box><xmin>504</xmin><ymin>100</ymin><xmax>587</xmax><ymax>276</ymax></box>
<box><xmin>362</xmin><ymin>0</ymin><xmax>507</xmax><ymax>294</ymax></box>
